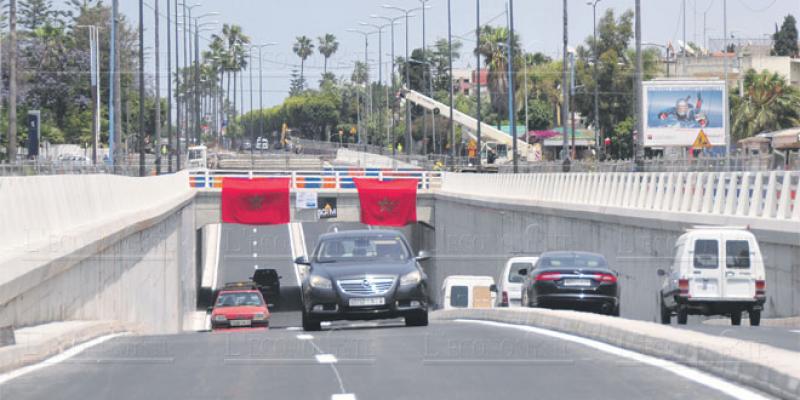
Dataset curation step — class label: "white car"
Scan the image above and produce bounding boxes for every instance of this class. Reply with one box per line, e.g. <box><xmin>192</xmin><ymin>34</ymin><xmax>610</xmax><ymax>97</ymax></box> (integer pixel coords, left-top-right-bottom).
<box><xmin>497</xmin><ymin>256</ymin><xmax>539</xmax><ymax>307</ymax></box>
<box><xmin>440</xmin><ymin>275</ymin><xmax>497</xmax><ymax>310</ymax></box>
<box><xmin>659</xmin><ymin>226</ymin><xmax>766</xmax><ymax>326</ymax></box>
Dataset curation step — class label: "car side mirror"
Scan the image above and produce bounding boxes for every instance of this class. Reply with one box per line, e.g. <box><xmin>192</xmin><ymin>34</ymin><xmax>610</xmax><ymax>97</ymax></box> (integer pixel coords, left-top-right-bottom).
<box><xmin>657</xmin><ymin>269</ymin><xmax>666</xmax><ymax>277</ymax></box>
<box><xmin>517</xmin><ymin>268</ymin><xmax>528</xmax><ymax>276</ymax></box>
<box><xmin>294</xmin><ymin>256</ymin><xmax>310</xmax><ymax>266</ymax></box>
<box><xmin>489</xmin><ymin>284</ymin><xmax>498</xmax><ymax>293</ymax></box>
<box><xmin>416</xmin><ymin>250</ymin><xmax>431</xmax><ymax>262</ymax></box>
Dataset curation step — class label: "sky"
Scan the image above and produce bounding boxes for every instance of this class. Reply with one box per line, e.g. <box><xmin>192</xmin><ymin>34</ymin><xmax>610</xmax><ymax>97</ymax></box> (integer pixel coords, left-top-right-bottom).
<box><xmin>119</xmin><ymin>0</ymin><xmax>800</xmax><ymax>109</ymax></box>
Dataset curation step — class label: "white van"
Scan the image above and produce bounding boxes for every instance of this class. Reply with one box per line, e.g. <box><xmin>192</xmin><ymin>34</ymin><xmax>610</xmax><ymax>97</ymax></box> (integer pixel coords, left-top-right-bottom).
<box><xmin>441</xmin><ymin>275</ymin><xmax>497</xmax><ymax>310</ymax></box>
<box><xmin>658</xmin><ymin>226</ymin><xmax>766</xmax><ymax>326</ymax></box>
<box><xmin>497</xmin><ymin>256</ymin><xmax>539</xmax><ymax>307</ymax></box>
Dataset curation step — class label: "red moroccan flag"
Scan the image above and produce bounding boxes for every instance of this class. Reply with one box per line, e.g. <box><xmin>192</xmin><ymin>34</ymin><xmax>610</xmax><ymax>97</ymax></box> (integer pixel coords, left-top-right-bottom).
<box><xmin>354</xmin><ymin>178</ymin><xmax>417</xmax><ymax>227</ymax></box>
<box><xmin>221</xmin><ymin>178</ymin><xmax>290</xmax><ymax>225</ymax></box>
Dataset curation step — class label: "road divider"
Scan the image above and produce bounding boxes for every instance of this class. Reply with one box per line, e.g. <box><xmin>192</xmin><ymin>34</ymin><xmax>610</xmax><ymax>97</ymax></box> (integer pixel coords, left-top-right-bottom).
<box><xmin>432</xmin><ymin>308</ymin><xmax>800</xmax><ymax>399</ymax></box>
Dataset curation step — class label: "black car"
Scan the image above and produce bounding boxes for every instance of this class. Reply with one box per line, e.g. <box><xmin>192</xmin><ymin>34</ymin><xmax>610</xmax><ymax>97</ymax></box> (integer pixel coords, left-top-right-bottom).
<box><xmin>297</xmin><ymin>230</ymin><xmax>430</xmax><ymax>331</ymax></box>
<box><xmin>519</xmin><ymin>251</ymin><xmax>620</xmax><ymax>316</ymax></box>
<box><xmin>250</xmin><ymin>268</ymin><xmax>281</xmax><ymax>306</ymax></box>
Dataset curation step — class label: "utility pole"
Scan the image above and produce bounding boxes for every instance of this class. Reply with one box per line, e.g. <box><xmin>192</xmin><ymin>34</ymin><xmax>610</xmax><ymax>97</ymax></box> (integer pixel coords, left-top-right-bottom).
<box><xmin>7</xmin><ymin>0</ymin><xmax>16</xmax><ymax>162</ymax></box>
<box><xmin>561</xmin><ymin>0</ymin><xmax>569</xmax><ymax>168</ymax></box>
<box><xmin>110</xmin><ymin>0</ymin><xmax>121</xmax><ymax>168</ymax></box>
<box><xmin>194</xmin><ymin>19</ymin><xmax>201</xmax><ymax>145</ymax></box>
<box><xmin>405</xmin><ymin>11</ymin><xmax>412</xmax><ymax>156</ymax></box>
<box><xmin>723</xmin><ymin>0</ymin><xmax>730</xmax><ymax>166</ymax></box>
<box><xmin>166</xmin><ymin>0</ymin><xmax>173</xmax><ymax>172</ymax></box>
<box><xmin>682</xmin><ymin>0</ymin><xmax>686</xmax><ymax>56</ymax></box>
<box><xmin>174</xmin><ymin>0</ymin><xmax>181</xmax><ymax>170</ymax></box>
<box><xmin>508</xmin><ymin>0</ymin><xmax>517</xmax><ymax>173</ymax></box>
<box><xmin>590</xmin><ymin>0</ymin><xmax>601</xmax><ymax>158</ymax></box>
<box><xmin>634</xmin><ymin>0</ymin><xmax>644</xmax><ymax>168</ymax></box>
<box><xmin>448</xmin><ymin>0</ymin><xmax>455</xmax><ymax>162</ymax></box>
<box><xmin>420</xmin><ymin>0</ymin><xmax>430</xmax><ymax>155</ymax></box>
<box><xmin>476</xmin><ymin>0</ymin><xmax>482</xmax><ymax>167</ymax></box>
<box><xmin>138</xmin><ymin>0</ymin><xmax>145</xmax><ymax>177</ymax></box>
<box><xmin>154</xmin><ymin>0</ymin><xmax>162</xmax><ymax>174</ymax></box>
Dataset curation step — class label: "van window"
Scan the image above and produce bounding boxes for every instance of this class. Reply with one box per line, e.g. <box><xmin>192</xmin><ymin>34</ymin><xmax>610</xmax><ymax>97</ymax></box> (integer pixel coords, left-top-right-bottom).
<box><xmin>508</xmin><ymin>263</ymin><xmax>531</xmax><ymax>283</ymax></box>
<box><xmin>693</xmin><ymin>240</ymin><xmax>719</xmax><ymax>269</ymax></box>
<box><xmin>726</xmin><ymin>240</ymin><xmax>751</xmax><ymax>269</ymax></box>
<box><xmin>450</xmin><ymin>285</ymin><xmax>469</xmax><ymax>308</ymax></box>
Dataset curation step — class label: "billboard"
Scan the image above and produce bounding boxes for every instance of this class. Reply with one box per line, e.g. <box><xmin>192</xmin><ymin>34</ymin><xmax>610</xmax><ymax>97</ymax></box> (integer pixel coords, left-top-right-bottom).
<box><xmin>642</xmin><ymin>80</ymin><xmax>726</xmax><ymax>147</ymax></box>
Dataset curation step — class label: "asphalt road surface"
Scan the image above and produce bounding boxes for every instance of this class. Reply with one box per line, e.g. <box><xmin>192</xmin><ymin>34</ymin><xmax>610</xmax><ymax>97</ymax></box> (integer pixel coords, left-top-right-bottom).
<box><xmin>0</xmin><ymin>320</ymin><xmax>752</xmax><ymax>400</ymax></box>
<box><xmin>675</xmin><ymin>323</ymin><xmax>800</xmax><ymax>353</ymax></box>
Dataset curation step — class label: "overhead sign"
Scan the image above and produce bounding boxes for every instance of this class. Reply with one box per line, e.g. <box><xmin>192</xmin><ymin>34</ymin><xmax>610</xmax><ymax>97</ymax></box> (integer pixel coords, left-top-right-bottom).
<box><xmin>296</xmin><ymin>191</ymin><xmax>318</xmax><ymax>210</ymax></box>
<box><xmin>692</xmin><ymin>129</ymin><xmax>712</xmax><ymax>150</ymax></box>
<box><xmin>318</xmin><ymin>197</ymin><xmax>338</xmax><ymax>219</ymax></box>
<box><xmin>642</xmin><ymin>80</ymin><xmax>726</xmax><ymax>147</ymax></box>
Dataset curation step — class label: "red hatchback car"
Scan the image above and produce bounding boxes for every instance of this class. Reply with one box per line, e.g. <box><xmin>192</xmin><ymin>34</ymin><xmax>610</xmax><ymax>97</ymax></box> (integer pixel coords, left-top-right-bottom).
<box><xmin>210</xmin><ymin>289</ymin><xmax>270</xmax><ymax>330</ymax></box>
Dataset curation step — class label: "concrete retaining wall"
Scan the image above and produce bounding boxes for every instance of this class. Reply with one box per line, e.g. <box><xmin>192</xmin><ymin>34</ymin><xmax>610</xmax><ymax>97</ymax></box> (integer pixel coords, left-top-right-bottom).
<box><xmin>0</xmin><ymin>172</ymin><xmax>198</xmax><ymax>334</ymax></box>
<box><xmin>428</xmin><ymin>193</ymin><xmax>800</xmax><ymax>321</ymax></box>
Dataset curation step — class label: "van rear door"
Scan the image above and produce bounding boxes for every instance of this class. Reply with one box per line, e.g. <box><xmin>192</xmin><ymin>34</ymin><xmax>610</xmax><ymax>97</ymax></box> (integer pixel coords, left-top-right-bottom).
<box><xmin>690</xmin><ymin>236</ymin><xmax>724</xmax><ymax>299</ymax></box>
<box><xmin>722</xmin><ymin>238</ymin><xmax>755</xmax><ymax>299</ymax></box>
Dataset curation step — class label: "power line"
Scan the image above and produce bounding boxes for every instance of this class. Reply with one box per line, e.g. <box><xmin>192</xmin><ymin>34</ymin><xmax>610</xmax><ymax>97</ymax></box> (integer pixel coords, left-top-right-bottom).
<box><xmin>734</xmin><ymin>0</ymin><xmax>779</xmax><ymax>12</ymax></box>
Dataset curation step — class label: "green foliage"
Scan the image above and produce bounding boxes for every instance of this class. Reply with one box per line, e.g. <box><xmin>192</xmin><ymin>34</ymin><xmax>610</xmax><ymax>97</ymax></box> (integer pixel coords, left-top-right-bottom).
<box><xmin>771</xmin><ymin>15</ymin><xmax>798</xmax><ymax>57</ymax></box>
<box><xmin>526</xmin><ymin>99</ymin><xmax>552</xmax><ymax>131</ymax></box>
<box><xmin>318</xmin><ymin>33</ymin><xmax>339</xmax><ymax>74</ymax></box>
<box><xmin>477</xmin><ymin>25</ymin><xmax>522</xmax><ymax>118</ymax></box>
<box><xmin>731</xmin><ymin>69</ymin><xmax>800</xmax><ymax>141</ymax></box>
<box><xmin>609</xmin><ymin>116</ymin><xmax>634</xmax><ymax>159</ymax></box>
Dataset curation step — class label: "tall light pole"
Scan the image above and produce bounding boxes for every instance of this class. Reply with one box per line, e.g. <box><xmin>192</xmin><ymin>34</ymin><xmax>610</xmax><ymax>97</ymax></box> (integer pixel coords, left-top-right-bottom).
<box><xmin>254</xmin><ymin>43</ymin><xmax>277</xmax><ymax>146</ymax></box>
<box><xmin>723</xmin><ymin>0</ymin><xmax>730</xmax><ymax>165</ymax></box>
<box><xmin>138</xmin><ymin>0</ymin><xmax>145</xmax><ymax>176</ymax></box>
<box><xmin>634</xmin><ymin>0</ymin><xmax>644</xmax><ymax>168</ymax></box>
<box><xmin>153</xmin><ymin>0</ymin><xmax>162</xmax><ymax>174</ymax></box>
<box><xmin>166</xmin><ymin>0</ymin><xmax>173</xmax><ymax>171</ymax></box>
<box><xmin>419</xmin><ymin>0</ymin><xmax>432</xmax><ymax>155</ymax></box>
<box><xmin>561</xmin><ymin>0</ymin><xmax>570</xmax><ymax>168</ymax></box>
<box><xmin>174</xmin><ymin>0</ymin><xmax>182</xmax><ymax>170</ymax></box>
<box><xmin>371</xmin><ymin>14</ymin><xmax>403</xmax><ymax>155</ymax></box>
<box><xmin>447</xmin><ymin>0</ymin><xmax>455</xmax><ymax>161</ymax></box>
<box><xmin>347</xmin><ymin>29</ymin><xmax>377</xmax><ymax>145</ymax></box>
<box><xmin>360</xmin><ymin>21</ymin><xmax>394</xmax><ymax>149</ymax></box>
<box><xmin>109</xmin><ymin>0</ymin><xmax>120</xmax><ymax>167</ymax></box>
<box><xmin>193</xmin><ymin>16</ymin><xmax>218</xmax><ymax>146</ymax></box>
<box><xmin>588</xmin><ymin>0</ymin><xmax>601</xmax><ymax>158</ymax></box>
<box><xmin>77</xmin><ymin>25</ymin><xmax>101</xmax><ymax>165</ymax></box>
<box><xmin>476</xmin><ymin>0</ymin><xmax>482</xmax><ymax>166</ymax></box>
<box><xmin>383</xmin><ymin>4</ymin><xmax>421</xmax><ymax>156</ymax></box>
<box><xmin>507</xmin><ymin>0</ymin><xmax>518</xmax><ymax>173</ymax></box>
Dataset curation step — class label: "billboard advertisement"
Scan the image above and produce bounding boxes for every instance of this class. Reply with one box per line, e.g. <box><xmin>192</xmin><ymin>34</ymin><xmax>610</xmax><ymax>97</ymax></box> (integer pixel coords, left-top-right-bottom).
<box><xmin>643</xmin><ymin>80</ymin><xmax>727</xmax><ymax>147</ymax></box>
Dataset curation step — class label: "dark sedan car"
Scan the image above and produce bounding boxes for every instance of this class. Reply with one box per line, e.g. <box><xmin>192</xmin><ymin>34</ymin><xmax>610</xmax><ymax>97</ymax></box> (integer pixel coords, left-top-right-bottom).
<box><xmin>519</xmin><ymin>251</ymin><xmax>620</xmax><ymax>316</ymax></box>
<box><xmin>250</xmin><ymin>268</ymin><xmax>281</xmax><ymax>306</ymax></box>
<box><xmin>297</xmin><ymin>230</ymin><xmax>430</xmax><ymax>331</ymax></box>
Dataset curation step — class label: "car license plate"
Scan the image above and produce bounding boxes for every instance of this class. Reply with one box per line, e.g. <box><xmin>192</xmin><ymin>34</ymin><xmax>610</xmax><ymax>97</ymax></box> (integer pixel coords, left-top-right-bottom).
<box><xmin>349</xmin><ymin>297</ymin><xmax>385</xmax><ymax>307</ymax></box>
<box><xmin>564</xmin><ymin>279</ymin><xmax>592</xmax><ymax>287</ymax></box>
<box><xmin>230</xmin><ymin>320</ymin><xmax>252</xmax><ymax>327</ymax></box>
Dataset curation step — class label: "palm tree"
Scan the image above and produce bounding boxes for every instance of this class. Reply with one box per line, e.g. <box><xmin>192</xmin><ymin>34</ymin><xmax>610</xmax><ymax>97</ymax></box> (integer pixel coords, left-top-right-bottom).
<box><xmin>476</xmin><ymin>25</ymin><xmax>522</xmax><ymax>120</ymax></box>
<box><xmin>293</xmin><ymin>35</ymin><xmax>314</xmax><ymax>88</ymax></box>
<box><xmin>731</xmin><ymin>69</ymin><xmax>800</xmax><ymax>140</ymax></box>
<box><xmin>317</xmin><ymin>33</ymin><xmax>339</xmax><ymax>74</ymax></box>
<box><xmin>219</xmin><ymin>24</ymin><xmax>250</xmax><ymax>135</ymax></box>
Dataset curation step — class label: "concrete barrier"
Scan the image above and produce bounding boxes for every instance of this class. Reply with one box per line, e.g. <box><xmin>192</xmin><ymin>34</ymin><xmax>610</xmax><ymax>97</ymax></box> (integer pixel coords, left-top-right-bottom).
<box><xmin>0</xmin><ymin>171</ymin><xmax>199</xmax><ymax>334</ymax></box>
<box><xmin>433</xmin><ymin>308</ymin><xmax>800</xmax><ymax>399</ymax></box>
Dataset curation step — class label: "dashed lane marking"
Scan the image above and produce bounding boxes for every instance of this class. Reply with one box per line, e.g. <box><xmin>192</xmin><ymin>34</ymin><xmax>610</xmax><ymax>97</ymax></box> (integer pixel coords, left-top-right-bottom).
<box><xmin>332</xmin><ymin>395</ymin><xmax>356</xmax><ymax>400</ymax></box>
<box><xmin>296</xmin><ymin>334</ymin><xmax>314</xmax><ymax>340</ymax></box>
<box><xmin>315</xmin><ymin>354</ymin><xmax>338</xmax><ymax>364</ymax></box>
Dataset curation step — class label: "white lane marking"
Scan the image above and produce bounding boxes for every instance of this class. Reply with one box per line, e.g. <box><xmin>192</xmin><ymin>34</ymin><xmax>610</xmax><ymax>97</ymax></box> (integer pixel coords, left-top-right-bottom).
<box><xmin>252</xmin><ymin>240</ymin><xmax>257</xmax><ymax>246</ymax></box>
<box><xmin>296</xmin><ymin>334</ymin><xmax>314</xmax><ymax>340</ymax></box>
<box><xmin>0</xmin><ymin>333</ymin><xmax>128</xmax><ymax>386</ymax></box>
<box><xmin>287</xmin><ymin>223</ymin><xmax>306</xmax><ymax>287</ymax></box>
<box><xmin>332</xmin><ymin>394</ymin><xmax>356</xmax><ymax>400</ymax></box>
<box><xmin>456</xmin><ymin>320</ymin><xmax>769</xmax><ymax>400</ymax></box>
<box><xmin>286</xmin><ymin>327</ymin><xmax>302</xmax><ymax>331</ymax></box>
<box><xmin>791</xmin><ymin>330</ymin><xmax>800</xmax><ymax>334</ymax></box>
<box><xmin>316</xmin><ymin>354</ymin><xmax>338</xmax><ymax>364</ymax></box>
<box><xmin>252</xmin><ymin>228</ymin><xmax>258</xmax><ymax>233</ymax></box>
<box><xmin>252</xmin><ymin>252</ymin><xmax>258</xmax><ymax>258</ymax></box>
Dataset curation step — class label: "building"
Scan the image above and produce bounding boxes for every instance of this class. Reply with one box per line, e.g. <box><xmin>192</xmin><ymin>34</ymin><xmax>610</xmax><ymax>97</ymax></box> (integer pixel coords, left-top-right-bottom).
<box><xmin>451</xmin><ymin>68</ymin><xmax>489</xmax><ymax>96</ymax></box>
<box><xmin>674</xmin><ymin>42</ymin><xmax>800</xmax><ymax>87</ymax></box>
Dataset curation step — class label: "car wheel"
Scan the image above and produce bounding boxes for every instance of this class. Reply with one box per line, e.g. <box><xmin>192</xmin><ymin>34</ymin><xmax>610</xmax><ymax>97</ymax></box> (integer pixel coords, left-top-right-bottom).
<box><xmin>731</xmin><ymin>311</ymin><xmax>742</xmax><ymax>326</ymax></box>
<box><xmin>302</xmin><ymin>310</ymin><xmax>321</xmax><ymax>331</ymax></box>
<box><xmin>611</xmin><ymin>305</ymin><xmax>620</xmax><ymax>317</ymax></box>
<box><xmin>748</xmin><ymin>309</ymin><xmax>761</xmax><ymax>326</ymax></box>
<box><xmin>660</xmin><ymin>298</ymin><xmax>671</xmax><ymax>325</ymax></box>
<box><xmin>405</xmin><ymin>311</ymin><xmax>429</xmax><ymax>327</ymax></box>
<box><xmin>677</xmin><ymin>307</ymin><xmax>688</xmax><ymax>325</ymax></box>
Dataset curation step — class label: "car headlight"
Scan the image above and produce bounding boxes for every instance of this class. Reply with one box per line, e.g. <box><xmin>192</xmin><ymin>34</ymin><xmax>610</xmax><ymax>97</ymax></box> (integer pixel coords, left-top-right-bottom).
<box><xmin>309</xmin><ymin>275</ymin><xmax>332</xmax><ymax>289</ymax></box>
<box><xmin>213</xmin><ymin>314</ymin><xmax>227</xmax><ymax>322</ymax></box>
<box><xmin>253</xmin><ymin>312</ymin><xmax>266</xmax><ymax>321</ymax></box>
<box><xmin>400</xmin><ymin>270</ymin><xmax>422</xmax><ymax>286</ymax></box>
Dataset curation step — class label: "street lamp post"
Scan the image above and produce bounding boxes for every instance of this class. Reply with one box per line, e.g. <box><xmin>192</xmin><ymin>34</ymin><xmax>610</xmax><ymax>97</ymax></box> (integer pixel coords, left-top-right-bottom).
<box><xmin>347</xmin><ymin>29</ymin><xmax>377</xmax><ymax>145</ymax></box>
<box><xmin>138</xmin><ymin>0</ymin><xmax>145</xmax><ymax>176</ymax></box>
<box><xmin>383</xmin><ymin>4</ymin><xmax>422</xmax><ymax>156</ymax></box>
<box><xmin>507</xmin><ymin>0</ymin><xmax>517</xmax><ymax>173</ymax></box>
<box><xmin>360</xmin><ymin>22</ymin><xmax>394</xmax><ymax>148</ymax></box>
<box><xmin>476</xmin><ymin>0</ymin><xmax>482</xmax><ymax>167</ymax></box>
<box><xmin>588</xmin><ymin>0</ymin><xmax>601</xmax><ymax>158</ymax></box>
<box><xmin>371</xmin><ymin>14</ymin><xmax>404</xmax><ymax>156</ymax></box>
<box><xmin>254</xmin><ymin>43</ymin><xmax>277</xmax><ymax>149</ymax></box>
<box><xmin>419</xmin><ymin>0</ymin><xmax>432</xmax><ymax>155</ymax></box>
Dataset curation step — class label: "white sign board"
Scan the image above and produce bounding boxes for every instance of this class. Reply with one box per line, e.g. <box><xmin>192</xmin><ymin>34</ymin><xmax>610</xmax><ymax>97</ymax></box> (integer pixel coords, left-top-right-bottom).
<box><xmin>296</xmin><ymin>191</ymin><xmax>318</xmax><ymax>209</ymax></box>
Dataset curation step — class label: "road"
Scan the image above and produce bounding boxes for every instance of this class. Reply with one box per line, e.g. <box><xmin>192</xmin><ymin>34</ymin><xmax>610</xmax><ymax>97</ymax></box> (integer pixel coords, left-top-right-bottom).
<box><xmin>0</xmin><ymin>320</ymin><xmax>753</xmax><ymax>400</ymax></box>
<box><xmin>676</xmin><ymin>323</ymin><xmax>800</xmax><ymax>353</ymax></box>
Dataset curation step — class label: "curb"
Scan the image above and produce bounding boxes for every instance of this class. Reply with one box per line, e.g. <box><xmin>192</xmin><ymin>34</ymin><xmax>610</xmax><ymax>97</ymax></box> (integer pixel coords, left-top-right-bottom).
<box><xmin>432</xmin><ymin>308</ymin><xmax>800</xmax><ymax>399</ymax></box>
<box><xmin>0</xmin><ymin>321</ymin><xmax>130</xmax><ymax>375</ymax></box>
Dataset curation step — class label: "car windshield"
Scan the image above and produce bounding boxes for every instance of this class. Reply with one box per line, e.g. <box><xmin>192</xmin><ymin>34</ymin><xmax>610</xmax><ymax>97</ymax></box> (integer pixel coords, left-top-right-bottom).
<box><xmin>538</xmin><ymin>254</ymin><xmax>607</xmax><ymax>269</ymax></box>
<box><xmin>215</xmin><ymin>292</ymin><xmax>263</xmax><ymax>307</ymax></box>
<box><xmin>313</xmin><ymin>235</ymin><xmax>411</xmax><ymax>263</ymax></box>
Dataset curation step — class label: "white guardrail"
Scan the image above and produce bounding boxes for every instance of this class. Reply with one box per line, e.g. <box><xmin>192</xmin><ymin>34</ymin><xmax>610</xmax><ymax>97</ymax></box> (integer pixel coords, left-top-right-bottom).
<box><xmin>189</xmin><ymin>169</ymin><xmax>443</xmax><ymax>192</ymax></box>
<box><xmin>440</xmin><ymin>171</ymin><xmax>800</xmax><ymax>221</ymax></box>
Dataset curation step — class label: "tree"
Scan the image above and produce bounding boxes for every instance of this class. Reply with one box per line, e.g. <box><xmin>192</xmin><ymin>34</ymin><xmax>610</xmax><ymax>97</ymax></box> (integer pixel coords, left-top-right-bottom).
<box><xmin>430</xmin><ymin>38</ymin><xmax>461</xmax><ymax>93</ymax></box>
<box><xmin>771</xmin><ymin>15</ymin><xmax>798</xmax><ymax>57</ymax></box>
<box><xmin>476</xmin><ymin>25</ymin><xmax>522</xmax><ymax>119</ymax></box>
<box><xmin>526</xmin><ymin>99</ymin><xmax>552</xmax><ymax>131</ymax></box>
<box><xmin>19</xmin><ymin>0</ymin><xmax>58</xmax><ymax>31</ymax></box>
<box><xmin>289</xmin><ymin>69</ymin><xmax>305</xmax><ymax>97</ymax></box>
<box><xmin>317</xmin><ymin>33</ymin><xmax>338</xmax><ymax>74</ymax></box>
<box><xmin>731</xmin><ymin>69</ymin><xmax>800</xmax><ymax>141</ymax></box>
<box><xmin>293</xmin><ymin>35</ymin><xmax>314</xmax><ymax>88</ymax></box>
<box><xmin>351</xmin><ymin>61</ymin><xmax>367</xmax><ymax>85</ymax></box>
